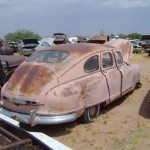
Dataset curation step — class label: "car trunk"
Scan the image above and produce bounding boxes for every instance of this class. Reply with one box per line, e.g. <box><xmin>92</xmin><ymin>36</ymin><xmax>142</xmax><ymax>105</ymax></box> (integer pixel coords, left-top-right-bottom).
<box><xmin>22</xmin><ymin>39</ymin><xmax>39</xmax><ymax>49</ymax></box>
<box><xmin>2</xmin><ymin>62</ymin><xmax>58</xmax><ymax>114</ymax></box>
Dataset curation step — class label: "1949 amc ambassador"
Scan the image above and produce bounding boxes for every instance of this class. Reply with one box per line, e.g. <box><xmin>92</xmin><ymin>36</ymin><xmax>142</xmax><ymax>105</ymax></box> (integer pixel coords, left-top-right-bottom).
<box><xmin>0</xmin><ymin>39</ymin><xmax>141</xmax><ymax>126</ymax></box>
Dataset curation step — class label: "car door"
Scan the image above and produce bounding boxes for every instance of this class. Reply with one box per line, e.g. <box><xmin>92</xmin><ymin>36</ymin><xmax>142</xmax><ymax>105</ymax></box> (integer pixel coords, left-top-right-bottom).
<box><xmin>101</xmin><ymin>51</ymin><xmax>122</xmax><ymax>102</ymax></box>
<box><xmin>114</xmin><ymin>51</ymin><xmax>133</xmax><ymax>95</ymax></box>
<box><xmin>59</xmin><ymin>54</ymin><xmax>110</xmax><ymax>109</ymax></box>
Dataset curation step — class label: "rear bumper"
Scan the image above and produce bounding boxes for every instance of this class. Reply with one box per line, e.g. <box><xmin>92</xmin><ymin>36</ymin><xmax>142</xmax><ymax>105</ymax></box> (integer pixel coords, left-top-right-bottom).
<box><xmin>19</xmin><ymin>49</ymin><xmax>34</xmax><ymax>56</ymax></box>
<box><xmin>0</xmin><ymin>107</ymin><xmax>79</xmax><ymax>126</ymax></box>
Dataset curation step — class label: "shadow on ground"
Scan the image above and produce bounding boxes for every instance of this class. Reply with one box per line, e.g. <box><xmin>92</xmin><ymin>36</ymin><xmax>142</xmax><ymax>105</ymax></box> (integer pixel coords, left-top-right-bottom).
<box><xmin>100</xmin><ymin>92</ymin><xmax>132</xmax><ymax>115</ymax></box>
<box><xmin>20</xmin><ymin>120</ymin><xmax>80</xmax><ymax>137</ymax></box>
<box><xmin>139</xmin><ymin>90</ymin><xmax>150</xmax><ymax>119</ymax></box>
<box><xmin>20</xmin><ymin>92</ymin><xmax>133</xmax><ymax>137</ymax></box>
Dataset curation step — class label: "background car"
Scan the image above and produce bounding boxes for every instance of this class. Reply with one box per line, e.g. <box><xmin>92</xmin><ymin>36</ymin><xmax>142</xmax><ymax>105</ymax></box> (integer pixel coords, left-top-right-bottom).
<box><xmin>53</xmin><ymin>33</ymin><xmax>69</xmax><ymax>44</ymax></box>
<box><xmin>139</xmin><ymin>35</ymin><xmax>150</xmax><ymax>56</ymax></box>
<box><xmin>0</xmin><ymin>42</ymin><xmax>14</xmax><ymax>55</ymax></box>
<box><xmin>0</xmin><ymin>39</ymin><xmax>3</xmax><ymax>48</ymax></box>
<box><xmin>18</xmin><ymin>39</ymin><xmax>39</xmax><ymax>56</ymax></box>
<box><xmin>33</xmin><ymin>41</ymin><xmax>50</xmax><ymax>52</ymax></box>
<box><xmin>0</xmin><ymin>55</ymin><xmax>25</xmax><ymax>94</ymax></box>
<box><xmin>9</xmin><ymin>41</ymin><xmax>20</xmax><ymax>53</ymax></box>
<box><xmin>130</xmin><ymin>39</ymin><xmax>143</xmax><ymax>53</ymax></box>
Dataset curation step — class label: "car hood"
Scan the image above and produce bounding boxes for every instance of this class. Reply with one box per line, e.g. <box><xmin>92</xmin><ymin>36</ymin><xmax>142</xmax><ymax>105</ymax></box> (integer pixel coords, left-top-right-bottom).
<box><xmin>2</xmin><ymin>62</ymin><xmax>58</xmax><ymax>103</ymax></box>
<box><xmin>104</xmin><ymin>39</ymin><xmax>133</xmax><ymax>64</ymax></box>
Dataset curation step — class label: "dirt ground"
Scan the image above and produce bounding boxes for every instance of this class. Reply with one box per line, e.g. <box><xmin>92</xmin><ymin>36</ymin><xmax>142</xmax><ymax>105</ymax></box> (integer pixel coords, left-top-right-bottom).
<box><xmin>23</xmin><ymin>54</ymin><xmax>150</xmax><ymax>150</ymax></box>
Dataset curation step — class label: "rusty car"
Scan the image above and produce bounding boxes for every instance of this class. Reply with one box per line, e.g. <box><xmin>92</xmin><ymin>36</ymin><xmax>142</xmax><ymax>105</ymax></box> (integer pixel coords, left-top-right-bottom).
<box><xmin>0</xmin><ymin>39</ymin><xmax>141</xmax><ymax>126</ymax></box>
<box><xmin>0</xmin><ymin>55</ymin><xmax>25</xmax><ymax>88</ymax></box>
<box><xmin>0</xmin><ymin>42</ymin><xmax>15</xmax><ymax>55</ymax></box>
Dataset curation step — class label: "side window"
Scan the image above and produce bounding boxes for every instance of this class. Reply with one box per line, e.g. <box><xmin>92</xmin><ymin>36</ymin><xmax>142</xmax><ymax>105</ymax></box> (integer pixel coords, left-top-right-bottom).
<box><xmin>84</xmin><ymin>55</ymin><xmax>99</xmax><ymax>73</ymax></box>
<box><xmin>102</xmin><ymin>52</ymin><xmax>114</xmax><ymax>68</ymax></box>
<box><xmin>114</xmin><ymin>51</ymin><xmax>124</xmax><ymax>65</ymax></box>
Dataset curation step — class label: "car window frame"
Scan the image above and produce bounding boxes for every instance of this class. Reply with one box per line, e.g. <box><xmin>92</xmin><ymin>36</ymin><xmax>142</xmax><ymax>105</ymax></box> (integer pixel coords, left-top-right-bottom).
<box><xmin>101</xmin><ymin>51</ymin><xmax>115</xmax><ymax>70</ymax></box>
<box><xmin>113</xmin><ymin>50</ymin><xmax>124</xmax><ymax>66</ymax></box>
<box><xmin>84</xmin><ymin>55</ymin><xmax>99</xmax><ymax>73</ymax></box>
<box><xmin>26</xmin><ymin>50</ymin><xmax>69</xmax><ymax>64</ymax></box>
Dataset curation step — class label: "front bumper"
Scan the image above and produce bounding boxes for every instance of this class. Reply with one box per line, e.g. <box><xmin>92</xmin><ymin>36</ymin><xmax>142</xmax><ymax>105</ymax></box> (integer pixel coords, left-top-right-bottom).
<box><xmin>0</xmin><ymin>107</ymin><xmax>78</xmax><ymax>126</ymax></box>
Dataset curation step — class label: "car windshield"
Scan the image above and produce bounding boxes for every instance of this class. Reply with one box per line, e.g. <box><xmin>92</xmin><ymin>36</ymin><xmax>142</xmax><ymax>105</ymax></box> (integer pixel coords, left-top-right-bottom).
<box><xmin>27</xmin><ymin>50</ymin><xmax>69</xmax><ymax>63</ymax></box>
<box><xmin>130</xmin><ymin>41</ymin><xmax>138</xmax><ymax>45</ymax></box>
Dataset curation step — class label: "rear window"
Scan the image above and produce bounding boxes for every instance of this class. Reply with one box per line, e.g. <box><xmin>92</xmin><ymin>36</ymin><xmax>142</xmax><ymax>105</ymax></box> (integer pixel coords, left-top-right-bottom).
<box><xmin>27</xmin><ymin>50</ymin><xmax>69</xmax><ymax>63</ymax></box>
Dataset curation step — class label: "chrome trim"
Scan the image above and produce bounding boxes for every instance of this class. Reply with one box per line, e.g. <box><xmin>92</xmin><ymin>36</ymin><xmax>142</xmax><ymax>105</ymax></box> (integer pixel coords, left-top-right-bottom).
<box><xmin>2</xmin><ymin>96</ymin><xmax>41</xmax><ymax>105</ymax></box>
<box><xmin>0</xmin><ymin>107</ymin><xmax>78</xmax><ymax>127</ymax></box>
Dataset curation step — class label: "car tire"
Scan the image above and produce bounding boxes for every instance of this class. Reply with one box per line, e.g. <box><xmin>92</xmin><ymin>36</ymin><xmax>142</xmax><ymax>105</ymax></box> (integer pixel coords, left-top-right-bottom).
<box><xmin>136</xmin><ymin>82</ymin><xmax>142</xmax><ymax>89</ymax></box>
<box><xmin>79</xmin><ymin>105</ymin><xmax>100</xmax><ymax>123</ymax></box>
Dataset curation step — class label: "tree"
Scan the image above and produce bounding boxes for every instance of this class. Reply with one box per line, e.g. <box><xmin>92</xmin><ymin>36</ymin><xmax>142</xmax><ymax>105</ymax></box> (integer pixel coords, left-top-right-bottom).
<box><xmin>118</xmin><ymin>33</ymin><xmax>128</xmax><ymax>39</ymax></box>
<box><xmin>4</xmin><ymin>29</ymin><xmax>41</xmax><ymax>41</ymax></box>
<box><xmin>128</xmin><ymin>32</ymin><xmax>141</xmax><ymax>39</ymax></box>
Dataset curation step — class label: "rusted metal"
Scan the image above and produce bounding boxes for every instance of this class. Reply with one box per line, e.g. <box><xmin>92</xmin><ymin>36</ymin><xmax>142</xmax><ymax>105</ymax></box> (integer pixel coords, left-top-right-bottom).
<box><xmin>0</xmin><ymin>118</ymin><xmax>52</xmax><ymax>150</ymax></box>
<box><xmin>0</xmin><ymin>126</ymin><xmax>21</xmax><ymax>140</ymax></box>
<box><xmin>8</xmin><ymin>64</ymin><xmax>52</xmax><ymax>95</ymax></box>
<box><xmin>0</xmin><ymin>138</ymin><xmax>32</xmax><ymax>150</ymax></box>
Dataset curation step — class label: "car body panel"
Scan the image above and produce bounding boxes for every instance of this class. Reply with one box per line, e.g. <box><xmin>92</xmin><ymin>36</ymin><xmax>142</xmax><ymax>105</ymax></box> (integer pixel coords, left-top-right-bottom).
<box><xmin>104</xmin><ymin>39</ymin><xmax>133</xmax><ymax>64</ymax></box>
<box><xmin>0</xmin><ymin>55</ymin><xmax>25</xmax><ymax>86</ymax></box>
<box><xmin>0</xmin><ymin>39</ymin><xmax>141</xmax><ymax>126</ymax></box>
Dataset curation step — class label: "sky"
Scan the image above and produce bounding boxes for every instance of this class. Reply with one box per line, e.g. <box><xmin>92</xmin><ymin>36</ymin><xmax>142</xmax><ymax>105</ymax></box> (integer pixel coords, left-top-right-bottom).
<box><xmin>0</xmin><ymin>0</ymin><xmax>150</xmax><ymax>38</ymax></box>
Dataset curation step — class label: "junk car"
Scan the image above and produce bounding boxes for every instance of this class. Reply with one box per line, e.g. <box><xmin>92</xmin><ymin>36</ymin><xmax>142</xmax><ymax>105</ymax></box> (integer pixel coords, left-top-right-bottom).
<box><xmin>19</xmin><ymin>39</ymin><xmax>39</xmax><ymax>56</ymax></box>
<box><xmin>0</xmin><ymin>42</ymin><xmax>15</xmax><ymax>55</ymax></box>
<box><xmin>139</xmin><ymin>35</ymin><xmax>150</xmax><ymax>56</ymax></box>
<box><xmin>53</xmin><ymin>33</ymin><xmax>69</xmax><ymax>44</ymax></box>
<box><xmin>130</xmin><ymin>39</ymin><xmax>144</xmax><ymax>53</ymax></box>
<box><xmin>9</xmin><ymin>41</ymin><xmax>20</xmax><ymax>53</ymax></box>
<box><xmin>0</xmin><ymin>39</ymin><xmax>141</xmax><ymax>126</ymax></box>
<box><xmin>0</xmin><ymin>55</ymin><xmax>25</xmax><ymax>87</ymax></box>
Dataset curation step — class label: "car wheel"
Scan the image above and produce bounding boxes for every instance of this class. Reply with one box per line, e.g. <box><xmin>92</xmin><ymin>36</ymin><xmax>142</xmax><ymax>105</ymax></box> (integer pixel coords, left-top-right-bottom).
<box><xmin>79</xmin><ymin>105</ymin><xmax>100</xmax><ymax>123</ymax></box>
<box><xmin>136</xmin><ymin>82</ymin><xmax>142</xmax><ymax>89</ymax></box>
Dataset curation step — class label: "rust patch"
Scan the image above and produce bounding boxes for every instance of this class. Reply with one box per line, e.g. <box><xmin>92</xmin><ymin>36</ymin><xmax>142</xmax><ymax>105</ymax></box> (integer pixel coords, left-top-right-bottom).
<box><xmin>7</xmin><ymin>64</ymin><xmax>53</xmax><ymax>95</ymax></box>
<box><xmin>8</xmin><ymin>65</ymin><xmax>31</xmax><ymax>91</ymax></box>
<box><xmin>61</xmin><ymin>87</ymin><xmax>74</xmax><ymax>97</ymax></box>
<box><xmin>19</xmin><ymin>65</ymin><xmax>52</xmax><ymax>95</ymax></box>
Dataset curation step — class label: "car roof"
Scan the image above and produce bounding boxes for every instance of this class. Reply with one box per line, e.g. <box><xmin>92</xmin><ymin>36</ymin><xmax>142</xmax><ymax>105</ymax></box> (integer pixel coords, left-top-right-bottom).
<box><xmin>44</xmin><ymin>43</ymin><xmax>113</xmax><ymax>57</ymax></box>
<box><xmin>42</xmin><ymin>40</ymin><xmax>132</xmax><ymax>64</ymax></box>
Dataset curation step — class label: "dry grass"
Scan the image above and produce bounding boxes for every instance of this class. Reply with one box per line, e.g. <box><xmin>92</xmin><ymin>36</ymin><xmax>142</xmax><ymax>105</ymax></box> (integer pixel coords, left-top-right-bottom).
<box><xmin>131</xmin><ymin>52</ymin><xmax>149</xmax><ymax>61</ymax></box>
<box><xmin>113</xmin><ymin>128</ymin><xmax>150</xmax><ymax>150</ymax></box>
